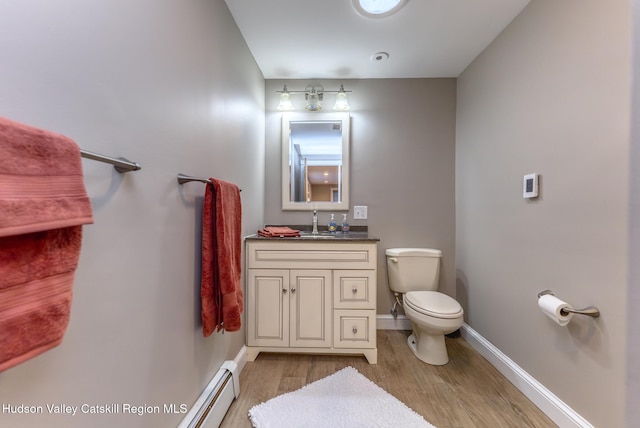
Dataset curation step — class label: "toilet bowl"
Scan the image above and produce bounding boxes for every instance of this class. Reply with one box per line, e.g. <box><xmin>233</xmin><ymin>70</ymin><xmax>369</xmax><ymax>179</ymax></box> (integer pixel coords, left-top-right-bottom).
<box><xmin>403</xmin><ymin>290</ymin><xmax>463</xmax><ymax>365</ymax></box>
<box><xmin>385</xmin><ymin>248</ymin><xmax>464</xmax><ymax>365</ymax></box>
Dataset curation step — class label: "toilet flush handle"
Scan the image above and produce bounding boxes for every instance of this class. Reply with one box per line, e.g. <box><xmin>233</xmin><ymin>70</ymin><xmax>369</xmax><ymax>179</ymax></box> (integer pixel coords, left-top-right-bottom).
<box><xmin>388</xmin><ymin>257</ymin><xmax>398</xmax><ymax>263</ymax></box>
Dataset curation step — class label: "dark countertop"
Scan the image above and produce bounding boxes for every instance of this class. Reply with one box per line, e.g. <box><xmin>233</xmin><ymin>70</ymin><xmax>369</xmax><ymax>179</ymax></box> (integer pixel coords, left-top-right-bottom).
<box><xmin>246</xmin><ymin>225</ymin><xmax>379</xmax><ymax>242</ymax></box>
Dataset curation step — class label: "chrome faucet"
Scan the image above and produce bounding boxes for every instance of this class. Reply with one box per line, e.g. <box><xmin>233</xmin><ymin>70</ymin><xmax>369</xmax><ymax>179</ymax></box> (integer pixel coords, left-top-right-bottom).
<box><xmin>312</xmin><ymin>210</ymin><xmax>319</xmax><ymax>235</ymax></box>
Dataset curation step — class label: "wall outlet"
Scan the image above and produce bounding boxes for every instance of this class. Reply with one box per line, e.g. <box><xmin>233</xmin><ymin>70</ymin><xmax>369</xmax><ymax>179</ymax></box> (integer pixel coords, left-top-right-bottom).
<box><xmin>353</xmin><ymin>206</ymin><xmax>368</xmax><ymax>220</ymax></box>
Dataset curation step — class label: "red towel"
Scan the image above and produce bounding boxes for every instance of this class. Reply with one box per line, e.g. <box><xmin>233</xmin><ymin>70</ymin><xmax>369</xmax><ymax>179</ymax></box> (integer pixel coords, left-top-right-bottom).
<box><xmin>0</xmin><ymin>117</ymin><xmax>93</xmax><ymax>236</ymax></box>
<box><xmin>0</xmin><ymin>228</ymin><xmax>82</xmax><ymax>371</ymax></box>
<box><xmin>257</xmin><ymin>226</ymin><xmax>300</xmax><ymax>237</ymax></box>
<box><xmin>201</xmin><ymin>178</ymin><xmax>242</xmax><ymax>335</ymax></box>
<box><xmin>0</xmin><ymin>116</ymin><xmax>93</xmax><ymax>371</ymax></box>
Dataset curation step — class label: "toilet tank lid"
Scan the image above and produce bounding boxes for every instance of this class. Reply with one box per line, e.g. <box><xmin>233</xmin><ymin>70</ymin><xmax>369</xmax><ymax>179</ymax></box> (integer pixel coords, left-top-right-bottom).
<box><xmin>385</xmin><ymin>248</ymin><xmax>442</xmax><ymax>257</ymax></box>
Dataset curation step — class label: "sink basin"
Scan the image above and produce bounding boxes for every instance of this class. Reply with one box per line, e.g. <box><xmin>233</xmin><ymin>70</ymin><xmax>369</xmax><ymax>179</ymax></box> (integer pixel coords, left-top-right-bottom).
<box><xmin>299</xmin><ymin>232</ymin><xmax>336</xmax><ymax>239</ymax></box>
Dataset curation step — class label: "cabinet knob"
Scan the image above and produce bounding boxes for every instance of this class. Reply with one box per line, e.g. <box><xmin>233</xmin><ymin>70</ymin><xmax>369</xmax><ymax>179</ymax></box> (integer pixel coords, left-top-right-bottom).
<box><xmin>291</xmin><ymin>288</ymin><xmax>296</xmax><ymax>293</ymax></box>
<box><xmin>352</xmin><ymin>327</ymin><xmax>358</xmax><ymax>334</ymax></box>
<box><xmin>282</xmin><ymin>288</ymin><xmax>288</xmax><ymax>294</ymax></box>
<box><xmin>352</xmin><ymin>287</ymin><xmax>358</xmax><ymax>294</ymax></box>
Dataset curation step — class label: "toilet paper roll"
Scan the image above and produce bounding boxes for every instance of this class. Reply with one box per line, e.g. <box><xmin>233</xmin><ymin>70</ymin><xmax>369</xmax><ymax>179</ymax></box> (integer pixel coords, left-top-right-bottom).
<box><xmin>538</xmin><ymin>294</ymin><xmax>573</xmax><ymax>326</ymax></box>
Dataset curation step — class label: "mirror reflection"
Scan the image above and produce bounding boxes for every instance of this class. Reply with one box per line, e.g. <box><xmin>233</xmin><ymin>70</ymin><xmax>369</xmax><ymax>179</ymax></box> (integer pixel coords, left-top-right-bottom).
<box><xmin>282</xmin><ymin>113</ymin><xmax>350</xmax><ymax>210</ymax></box>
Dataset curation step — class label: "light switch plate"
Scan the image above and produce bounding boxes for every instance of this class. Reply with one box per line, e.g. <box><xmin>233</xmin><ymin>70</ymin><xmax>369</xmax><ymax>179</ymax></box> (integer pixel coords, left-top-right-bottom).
<box><xmin>353</xmin><ymin>206</ymin><xmax>368</xmax><ymax>219</ymax></box>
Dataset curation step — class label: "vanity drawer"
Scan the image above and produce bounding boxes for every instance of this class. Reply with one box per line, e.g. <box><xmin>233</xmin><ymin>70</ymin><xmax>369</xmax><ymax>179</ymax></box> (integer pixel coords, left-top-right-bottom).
<box><xmin>333</xmin><ymin>310</ymin><xmax>376</xmax><ymax>348</ymax></box>
<box><xmin>248</xmin><ymin>241</ymin><xmax>377</xmax><ymax>270</ymax></box>
<box><xmin>333</xmin><ymin>270</ymin><xmax>375</xmax><ymax>309</ymax></box>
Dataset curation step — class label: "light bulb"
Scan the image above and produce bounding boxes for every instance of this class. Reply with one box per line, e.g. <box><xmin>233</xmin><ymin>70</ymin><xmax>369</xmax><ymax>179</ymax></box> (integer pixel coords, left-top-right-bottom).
<box><xmin>305</xmin><ymin>92</ymin><xmax>322</xmax><ymax>111</ymax></box>
<box><xmin>333</xmin><ymin>91</ymin><xmax>350</xmax><ymax>111</ymax></box>
<box><xmin>277</xmin><ymin>92</ymin><xmax>294</xmax><ymax>111</ymax></box>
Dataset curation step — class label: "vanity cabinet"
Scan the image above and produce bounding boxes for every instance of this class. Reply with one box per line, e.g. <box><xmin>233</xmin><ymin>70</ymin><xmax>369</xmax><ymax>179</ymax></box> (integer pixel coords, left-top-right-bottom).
<box><xmin>246</xmin><ymin>239</ymin><xmax>377</xmax><ymax>364</ymax></box>
<box><xmin>247</xmin><ymin>269</ymin><xmax>332</xmax><ymax>348</ymax></box>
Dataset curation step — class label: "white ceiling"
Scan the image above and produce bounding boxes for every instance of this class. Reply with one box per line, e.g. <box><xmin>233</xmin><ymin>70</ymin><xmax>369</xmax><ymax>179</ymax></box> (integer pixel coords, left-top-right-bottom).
<box><xmin>224</xmin><ymin>0</ymin><xmax>531</xmax><ymax>79</ymax></box>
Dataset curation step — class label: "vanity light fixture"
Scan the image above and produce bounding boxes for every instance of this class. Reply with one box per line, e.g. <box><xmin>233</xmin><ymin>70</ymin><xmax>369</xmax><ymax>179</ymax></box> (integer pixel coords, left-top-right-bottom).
<box><xmin>276</xmin><ymin>85</ymin><xmax>294</xmax><ymax>111</ymax></box>
<box><xmin>305</xmin><ymin>86</ymin><xmax>322</xmax><ymax>111</ymax></box>
<box><xmin>333</xmin><ymin>85</ymin><xmax>351</xmax><ymax>111</ymax></box>
<box><xmin>276</xmin><ymin>84</ymin><xmax>351</xmax><ymax>111</ymax></box>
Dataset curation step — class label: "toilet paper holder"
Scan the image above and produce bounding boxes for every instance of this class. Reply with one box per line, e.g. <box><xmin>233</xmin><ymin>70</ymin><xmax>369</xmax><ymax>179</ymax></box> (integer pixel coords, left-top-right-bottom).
<box><xmin>537</xmin><ymin>290</ymin><xmax>600</xmax><ymax>318</ymax></box>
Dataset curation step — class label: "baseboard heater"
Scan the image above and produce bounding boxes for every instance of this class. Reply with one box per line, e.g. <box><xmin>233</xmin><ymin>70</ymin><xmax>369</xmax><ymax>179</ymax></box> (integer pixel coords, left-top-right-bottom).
<box><xmin>178</xmin><ymin>361</ymin><xmax>240</xmax><ymax>428</ymax></box>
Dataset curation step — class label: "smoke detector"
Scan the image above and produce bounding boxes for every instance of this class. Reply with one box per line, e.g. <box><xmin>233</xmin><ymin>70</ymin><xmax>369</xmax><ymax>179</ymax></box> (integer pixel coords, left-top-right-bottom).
<box><xmin>370</xmin><ymin>52</ymin><xmax>390</xmax><ymax>62</ymax></box>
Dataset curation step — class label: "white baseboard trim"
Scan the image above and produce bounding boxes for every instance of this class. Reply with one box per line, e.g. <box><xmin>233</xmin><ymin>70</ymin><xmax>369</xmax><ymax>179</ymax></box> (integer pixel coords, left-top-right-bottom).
<box><xmin>233</xmin><ymin>345</ymin><xmax>248</xmax><ymax>376</ymax></box>
<box><xmin>376</xmin><ymin>314</ymin><xmax>412</xmax><ymax>330</ymax></box>
<box><xmin>460</xmin><ymin>324</ymin><xmax>593</xmax><ymax>428</ymax></box>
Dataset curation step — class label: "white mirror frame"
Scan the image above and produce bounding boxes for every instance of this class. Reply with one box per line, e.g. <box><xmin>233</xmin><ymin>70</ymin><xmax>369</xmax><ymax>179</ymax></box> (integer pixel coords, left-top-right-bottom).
<box><xmin>281</xmin><ymin>112</ymin><xmax>350</xmax><ymax>211</ymax></box>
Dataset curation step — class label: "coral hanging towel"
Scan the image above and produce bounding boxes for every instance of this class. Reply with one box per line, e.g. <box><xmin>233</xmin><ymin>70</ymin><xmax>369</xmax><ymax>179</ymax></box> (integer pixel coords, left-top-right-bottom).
<box><xmin>201</xmin><ymin>178</ymin><xmax>242</xmax><ymax>335</ymax></box>
<box><xmin>0</xmin><ymin>116</ymin><xmax>93</xmax><ymax>371</ymax></box>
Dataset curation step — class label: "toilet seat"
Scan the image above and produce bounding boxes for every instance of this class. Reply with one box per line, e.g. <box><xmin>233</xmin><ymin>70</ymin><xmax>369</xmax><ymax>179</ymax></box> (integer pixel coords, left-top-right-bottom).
<box><xmin>405</xmin><ymin>291</ymin><xmax>463</xmax><ymax>319</ymax></box>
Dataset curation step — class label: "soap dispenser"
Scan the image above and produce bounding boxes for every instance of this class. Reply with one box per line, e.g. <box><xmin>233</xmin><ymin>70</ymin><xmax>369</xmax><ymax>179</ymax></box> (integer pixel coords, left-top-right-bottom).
<box><xmin>341</xmin><ymin>214</ymin><xmax>350</xmax><ymax>234</ymax></box>
<box><xmin>328</xmin><ymin>214</ymin><xmax>337</xmax><ymax>233</ymax></box>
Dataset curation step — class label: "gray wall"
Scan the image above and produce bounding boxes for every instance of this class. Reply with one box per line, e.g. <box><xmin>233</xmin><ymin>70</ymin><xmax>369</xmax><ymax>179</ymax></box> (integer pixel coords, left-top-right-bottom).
<box><xmin>629</xmin><ymin>2</ymin><xmax>640</xmax><ymax>425</ymax></box>
<box><xmin>264</xmin><ymin>79</ymin><xmax>457</xmax><ymax>316</ymax></box>
<box><xmin>456</xmin><ymin>0</ymin><xmax>630</xmax><ymax>426</ymax></box>
<box><xmin>2</xmin><ymin>0</ymin><xmax>637</xmax><ymax>427</ymax></box>
<box><xmin>0</xmin><ymin>1</ymin><xmax>265</xmax><ymax>427</ymax></box>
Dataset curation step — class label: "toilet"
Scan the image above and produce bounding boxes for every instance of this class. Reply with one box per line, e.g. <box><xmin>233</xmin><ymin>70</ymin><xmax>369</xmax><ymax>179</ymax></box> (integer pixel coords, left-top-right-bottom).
<box><xmin>385</xmin><ymin>248</ymin><xmax>464</xmax><ymax>365</ymax></box>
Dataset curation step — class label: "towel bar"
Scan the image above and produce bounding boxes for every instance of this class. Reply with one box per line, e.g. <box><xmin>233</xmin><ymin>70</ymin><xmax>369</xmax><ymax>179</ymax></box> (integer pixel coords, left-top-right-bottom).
<box><xmin>177</xmin><ymin>174</ymin><xmax>242</xmax><ymax>191</ymax></box>
<box><xmin>177</xmin><ymin>173</ymin><xmax>211</xmax><ymax>185</ymax></box>
<box><xmin>80</xmin><ymin>149</ymin><xmax>141</xmax><ymax>173</ymax></box>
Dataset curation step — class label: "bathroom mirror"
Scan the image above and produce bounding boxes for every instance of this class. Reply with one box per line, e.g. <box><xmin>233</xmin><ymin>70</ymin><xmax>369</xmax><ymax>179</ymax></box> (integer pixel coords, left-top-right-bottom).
<box><xmin>282</xmin><ymin>113</ymin><xmax>350</xmax><ymax>211</ymax></box>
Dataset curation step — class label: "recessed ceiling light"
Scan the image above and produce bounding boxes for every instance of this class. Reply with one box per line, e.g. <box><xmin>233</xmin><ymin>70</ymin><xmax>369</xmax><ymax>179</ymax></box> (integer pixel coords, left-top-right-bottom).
<box><xmin>352</xmin><ymin>0</ymin><xmax>408</xmax><ymax>18</ymax></box>
<box><xmin>370</xmin><ymin>52</ymin><xmax>390</xmax><ymax>62</ymax></box>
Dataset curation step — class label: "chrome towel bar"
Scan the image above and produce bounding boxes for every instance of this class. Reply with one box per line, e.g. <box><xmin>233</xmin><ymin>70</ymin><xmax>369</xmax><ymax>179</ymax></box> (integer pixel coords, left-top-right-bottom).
<box><xmin>80</xmin><ymin>149</ymin><xmax>141</xmax><ymax>173</ymax></box>
<box><xmin>176</xmin><ymin>174</ymin><xmax>242</xmax><ymax>191</ymax></box>
<box><xmin>177</xmin><ymin>173</ymin><xmax>211</xmax><ymax>185</ymax></box>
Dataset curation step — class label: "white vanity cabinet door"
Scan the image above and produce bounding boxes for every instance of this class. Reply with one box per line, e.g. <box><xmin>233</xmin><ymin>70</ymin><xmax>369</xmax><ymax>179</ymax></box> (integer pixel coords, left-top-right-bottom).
<box><xmin>289</xmin><ymin>270</ymin><xmax>332</xmax><ymax>348</ymax></box>
<box><xmin>247</xmin><ymin>268</ymin><xmax>332</xmax><ymax>349</ymax></box>
<box><xmin>247</xmin><ymin>269</ymin><xmax>290</xmax><ymax>347</ymax></box>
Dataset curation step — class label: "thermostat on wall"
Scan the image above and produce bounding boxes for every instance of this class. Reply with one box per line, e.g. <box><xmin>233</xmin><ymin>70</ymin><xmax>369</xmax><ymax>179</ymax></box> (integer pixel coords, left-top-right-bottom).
<box><xmin>523</xmin><ymin>173</ymin><xmax>539</xmax><ymax>199</ymax></box>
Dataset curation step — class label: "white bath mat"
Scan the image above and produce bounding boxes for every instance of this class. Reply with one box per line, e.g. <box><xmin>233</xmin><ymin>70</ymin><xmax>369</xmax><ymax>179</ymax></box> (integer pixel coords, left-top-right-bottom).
<box><xmin>248</xmin><ymin>366</ymin><xmax>436</xmax><ymax>428</ymax></box>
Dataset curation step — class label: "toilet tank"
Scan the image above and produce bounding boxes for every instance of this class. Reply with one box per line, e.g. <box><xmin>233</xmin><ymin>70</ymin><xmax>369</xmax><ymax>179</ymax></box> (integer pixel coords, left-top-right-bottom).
<box><xmin>385</xmin><ymin>248</ymin><xmax>442</xmax><ymax>293</ymax></box>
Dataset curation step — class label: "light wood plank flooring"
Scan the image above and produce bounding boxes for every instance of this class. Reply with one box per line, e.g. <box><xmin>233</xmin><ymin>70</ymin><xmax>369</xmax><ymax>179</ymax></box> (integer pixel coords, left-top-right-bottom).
<box><xmin>220</xmin><ymin>330</ymin><xmax>557</xmax><ymax>428</ymax></box>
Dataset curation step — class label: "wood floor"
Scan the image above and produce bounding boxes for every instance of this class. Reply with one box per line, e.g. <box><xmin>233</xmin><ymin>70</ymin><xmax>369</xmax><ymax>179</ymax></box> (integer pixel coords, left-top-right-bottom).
<box><xmin>220</xmin><ymin>330</ymin><xmax>557</xmax><ymax>428</ymax></box>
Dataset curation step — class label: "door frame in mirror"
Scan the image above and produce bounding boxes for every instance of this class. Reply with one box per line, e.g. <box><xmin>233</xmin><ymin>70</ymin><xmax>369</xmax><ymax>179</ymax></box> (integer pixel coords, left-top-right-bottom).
<box><xmin>281</xmin><ymin>112</ymin><xmax>350</xmax><ymax>211</ymax></box>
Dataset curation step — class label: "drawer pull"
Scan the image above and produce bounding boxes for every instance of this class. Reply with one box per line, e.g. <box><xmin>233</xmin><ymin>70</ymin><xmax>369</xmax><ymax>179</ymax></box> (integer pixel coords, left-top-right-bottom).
<box><xmin>352</xmin><ymin>287</ymin><xmax>358</xmax><ymax>294</ymax></box>
<box><xmin>352</xmin><ymin>327</ymin><xmax>358</xmax><ymax>334</ymax></box>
